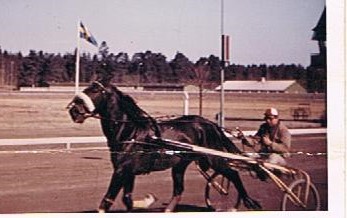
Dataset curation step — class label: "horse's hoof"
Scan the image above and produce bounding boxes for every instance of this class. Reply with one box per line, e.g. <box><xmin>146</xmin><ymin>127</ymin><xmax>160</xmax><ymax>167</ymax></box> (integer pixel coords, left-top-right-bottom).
<box><xmin>243</xmin><ymin>196</ymin><xmax>262</xmax><ymax>210</ymax></box>
<box><xmin>97</xmin><ymin>209</ymin><xmax>105</xmax><ymax>213</ymax></box>
<box><xmin>98</xmin><ymin>198</ymin><xmax>114</xmax><ymax>212</ymax></box>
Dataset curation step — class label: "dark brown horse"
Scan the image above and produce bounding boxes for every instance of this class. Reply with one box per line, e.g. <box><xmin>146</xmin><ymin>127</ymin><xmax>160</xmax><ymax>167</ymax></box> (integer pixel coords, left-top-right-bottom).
<box><xmin>67</xmin><ymin>81</ymin><xmax>261</xmax><ymax>212</ymax></box>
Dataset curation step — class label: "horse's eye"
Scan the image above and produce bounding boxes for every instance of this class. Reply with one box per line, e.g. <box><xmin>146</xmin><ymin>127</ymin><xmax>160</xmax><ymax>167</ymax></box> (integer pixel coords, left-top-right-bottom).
<box><xmin>89</xmin><ymin>85</ymin><xmax>99</xmax><ymax>92</ymax></box>
<box><xmin>91</xmin><ymin>88</ymin><xmax>100</xmax><ymax>93</ymax></box>
<box><xmin>75</xmin><ymin>98</ymin><xmax>84</xmax><ymax>104</ymax></box>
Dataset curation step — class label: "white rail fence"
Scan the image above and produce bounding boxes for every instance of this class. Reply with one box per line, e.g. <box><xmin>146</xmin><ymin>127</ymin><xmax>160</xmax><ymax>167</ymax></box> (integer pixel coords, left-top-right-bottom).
<box><xmin>0</xmin><ymin>128</ymin><xmax>326</xmax><ymax>150</ymax></box>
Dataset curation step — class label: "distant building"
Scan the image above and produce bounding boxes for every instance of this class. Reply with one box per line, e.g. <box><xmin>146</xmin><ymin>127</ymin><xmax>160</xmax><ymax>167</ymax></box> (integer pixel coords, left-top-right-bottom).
<box><xmin>142</xmin><ymin>83</ymin><xmax>184</xmax><ymax>91</ymax></box>
<box><xmin>307</xmin><ymin>7</ymin><xmax>326</xmax><ymax>93</ymax></box>
<box><xmin>184</xmin><ymin>84</ymin><xmax>200</xmax><ymax>92</ymax></box>
<box><xmin>215</xmin><ymin>78</ymin><xmax>307</xmax><ymax>93</ymax></box>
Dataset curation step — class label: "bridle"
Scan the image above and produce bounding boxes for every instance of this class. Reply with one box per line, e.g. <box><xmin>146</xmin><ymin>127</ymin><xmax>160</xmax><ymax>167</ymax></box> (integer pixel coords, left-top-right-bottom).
<box><xmin>66</xmin><ymin>81</ymin><xmax>108</xmax><ymax>119</ymax></box>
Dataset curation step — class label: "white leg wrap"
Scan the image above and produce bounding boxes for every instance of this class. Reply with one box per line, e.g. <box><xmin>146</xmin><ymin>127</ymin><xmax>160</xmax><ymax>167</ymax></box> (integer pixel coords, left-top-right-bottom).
<box><xmin>133</xmin><ymin>193</ymin><xmax>157</xmax><ymax>209</ymax></box>
<box><xmin>165</xmin><ymin>195</ymin><xmax>181</xmax><ymax>212</ymax></box>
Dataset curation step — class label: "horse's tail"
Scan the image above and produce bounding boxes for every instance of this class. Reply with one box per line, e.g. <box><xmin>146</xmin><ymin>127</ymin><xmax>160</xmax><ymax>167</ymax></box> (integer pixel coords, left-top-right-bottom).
<box><xmin>147</xmin><ymin>114</ymin><xmax>161</xmax><ymax>138</ymax></box>
<box><xmin>214</xmin><ymin>123</ymin><xmax>242</xmax><ymax>154</ymax></box>
<box><xmin>190</xmin><ymin>115</ymin><xmax>241</xmax><ymax>154</ymax></box>
<box><xmin>196</xmin><ymin>117</ymin><xmax>241</xmax><ymax>172</ymax></box>
<box><xmin>218</xmin><ymin>127</ymin><xmax>242</xmax><ymax>154</ymax></box>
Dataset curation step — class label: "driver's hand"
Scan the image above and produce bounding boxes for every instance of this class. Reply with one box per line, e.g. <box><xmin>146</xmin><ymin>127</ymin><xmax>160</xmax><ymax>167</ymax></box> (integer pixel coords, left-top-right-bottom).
<box><xmin>241</xmin><ymin>138</ymin><xmax>252</xmax><ymax>147</ymax></box>
<box><xmin>237</xmin><ymin>132</ymin><xmax>244</xmax><ymax>139</ymax></box>
<box><xmin>262</xmin><ymin>135</ymin><xmax>273</xmax><ymax>146</ymax></box>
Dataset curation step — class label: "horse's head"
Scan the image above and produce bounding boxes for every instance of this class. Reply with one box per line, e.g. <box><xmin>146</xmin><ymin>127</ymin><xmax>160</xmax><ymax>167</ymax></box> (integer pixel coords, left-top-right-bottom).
<box><xmin>67</xmin><ymin>81</ymin><xmax>161</xmax><ymax>138</ymax></box>
<box><xmin>67</xmin><ymin>81</ymin><xmax>109</xmax><ymax>123</ymax></box>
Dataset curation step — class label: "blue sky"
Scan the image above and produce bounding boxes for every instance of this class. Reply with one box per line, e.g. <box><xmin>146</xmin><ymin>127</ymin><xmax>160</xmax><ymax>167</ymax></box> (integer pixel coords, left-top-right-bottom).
<box><xmin>0</xmin><ymin>0</ymin><xmax>326</xmax><ymax>66</ymax></box>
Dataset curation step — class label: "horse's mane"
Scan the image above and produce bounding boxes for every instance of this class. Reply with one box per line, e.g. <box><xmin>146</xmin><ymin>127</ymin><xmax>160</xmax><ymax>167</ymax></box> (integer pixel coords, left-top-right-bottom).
<box><xmin>110</xmin><ymin>85</ymin><xmax>161</xmax><ymax>137</ymax></box>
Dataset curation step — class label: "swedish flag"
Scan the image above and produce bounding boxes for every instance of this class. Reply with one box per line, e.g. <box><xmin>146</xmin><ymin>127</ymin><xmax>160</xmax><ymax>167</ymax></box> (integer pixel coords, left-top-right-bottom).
<box><xmin>79</xmin><ymin>22</ymin><xmax>98</xmax><ymax>46</ymax></box>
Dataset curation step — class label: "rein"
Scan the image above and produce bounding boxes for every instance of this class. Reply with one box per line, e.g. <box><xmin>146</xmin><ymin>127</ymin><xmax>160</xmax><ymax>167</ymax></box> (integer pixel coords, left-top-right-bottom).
<box><xmin>88</xmin><ymin>113</ymin><xmax>211</xmax><ymax>125</ymax></box>
<box><xmin>89</xmin><ymin>113</ymin><xmax>130</xmax><ymax>125</ymax></box>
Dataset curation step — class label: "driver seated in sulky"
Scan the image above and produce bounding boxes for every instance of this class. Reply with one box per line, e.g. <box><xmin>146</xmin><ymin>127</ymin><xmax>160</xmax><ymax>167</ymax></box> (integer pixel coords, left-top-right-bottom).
<box><xmin>241</xmin><ymin>107</ymin><xmax>291</xmax><ymax>166</ymax></box>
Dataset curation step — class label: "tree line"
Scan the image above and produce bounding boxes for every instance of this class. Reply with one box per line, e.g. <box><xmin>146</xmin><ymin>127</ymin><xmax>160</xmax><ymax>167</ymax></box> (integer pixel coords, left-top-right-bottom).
<box><xmin>0</xmin><ymin>42</ymin><xmax>326</xmax><ymax>93</ymax></box>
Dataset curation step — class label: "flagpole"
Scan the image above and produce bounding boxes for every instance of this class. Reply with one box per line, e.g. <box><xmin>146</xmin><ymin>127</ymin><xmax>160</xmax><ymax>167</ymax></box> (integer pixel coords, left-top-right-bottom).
<box><xmin>75</xmin><ymin>20</ymin><xmax>81</xmax><ymax>94</ymax></box>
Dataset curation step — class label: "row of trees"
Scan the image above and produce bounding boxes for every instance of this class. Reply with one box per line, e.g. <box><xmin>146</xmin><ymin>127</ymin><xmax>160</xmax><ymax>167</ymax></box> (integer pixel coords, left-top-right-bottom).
<box><xmin>0</xmin><ymin>42</ymin><xmax>326</xmax><ymax>92</ymax></box>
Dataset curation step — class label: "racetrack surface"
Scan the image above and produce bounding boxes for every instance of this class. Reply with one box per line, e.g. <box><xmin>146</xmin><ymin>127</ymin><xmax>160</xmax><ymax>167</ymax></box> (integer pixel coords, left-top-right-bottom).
<box><xmin>0</xmin><ymin>134</ymin><xmax>327</xmax><ymax>213</ymax></box>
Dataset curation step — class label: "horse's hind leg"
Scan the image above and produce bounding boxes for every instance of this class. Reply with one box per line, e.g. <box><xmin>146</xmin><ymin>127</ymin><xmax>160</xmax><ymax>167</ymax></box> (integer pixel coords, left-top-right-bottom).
<box><xmin>211</xmin><ymin>158</ymin><xmax>262</xmax><ymax>210</ymax></box>
<box><xmin>165</xmin><ymin>161</ymin><xmax>190</xmax><ymax>212</ymax></box>
<box><xmin>98</xmin><ymin>170</ymin><xmax>124</xmax><ymax>212</ymax></box>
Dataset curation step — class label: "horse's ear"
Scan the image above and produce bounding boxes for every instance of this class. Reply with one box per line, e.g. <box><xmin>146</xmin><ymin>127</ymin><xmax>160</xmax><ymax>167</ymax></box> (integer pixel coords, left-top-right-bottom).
<box><xmin>93</xmin><ymin>80</ymin><xmax>112</xmax><ymax>94</ymax></box>
<box><xmin>92</xmin><ymin>73</ymin><xmax>101</xmax><ymax>82</ymax></box>
<box><xmin>100</xmin><ymin>78</ymin><xmax>111</xmax><ymax>87</ymax></box>
<box><xmin>97</xmin><ymin>74</ymin><xmax>113</xmax><ymax>87</ymax></box>
<box><xmin>92</xmin><ymin>71</ymin><xmax>112</xmax><ymax>86</ymax></box>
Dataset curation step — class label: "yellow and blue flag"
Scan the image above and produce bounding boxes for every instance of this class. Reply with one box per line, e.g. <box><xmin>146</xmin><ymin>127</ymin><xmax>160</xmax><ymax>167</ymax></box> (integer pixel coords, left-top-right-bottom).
<box><xmin>79</xmin><ymin>22</ymin><xmax>98</xmax><ymax>46</ymax></box>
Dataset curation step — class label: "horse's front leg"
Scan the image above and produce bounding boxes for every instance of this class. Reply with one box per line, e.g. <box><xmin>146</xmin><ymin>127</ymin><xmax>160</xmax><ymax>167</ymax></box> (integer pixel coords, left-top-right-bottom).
<box><xmin>98</xmin><ymin>169</ymin><xmax>124</xmax><ymax>212</ymax></box>
<box><xmin>121</xmin><ymin>173</ymin><xmax>135</xmax><ymax>211</ymax></box>
<box><xmin>165</xmin><ymin>161</ymin><xmax>190</xmax><ymax>212</ymax></box>
<box><xmin>98</xmin><ymin>149</ymin><xmax>128</xmax><ymax>212</ymax></box>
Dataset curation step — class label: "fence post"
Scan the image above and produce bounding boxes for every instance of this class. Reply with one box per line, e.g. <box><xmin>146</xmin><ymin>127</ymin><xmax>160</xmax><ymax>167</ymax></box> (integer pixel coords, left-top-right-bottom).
<box><xmin>66</xmin><ymin>142</ymin><xmax>71</xmax><ymax>150</ymax></box>
<box><xmin>183</xmin><ymin>91</ymin><xmax>189</xmax><ymax>115</ymax></box>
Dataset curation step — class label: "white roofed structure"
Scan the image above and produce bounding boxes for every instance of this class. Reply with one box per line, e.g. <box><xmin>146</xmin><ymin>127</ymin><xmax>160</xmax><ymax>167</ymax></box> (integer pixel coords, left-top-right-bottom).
<box><xmin>215</xmin><ymin>79</ymin><xmax>307</xmax><ymax>93</ymax></box>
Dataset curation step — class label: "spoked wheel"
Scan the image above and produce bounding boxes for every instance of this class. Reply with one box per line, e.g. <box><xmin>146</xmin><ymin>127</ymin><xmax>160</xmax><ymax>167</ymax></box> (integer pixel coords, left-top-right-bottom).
<box><xmin>205</xmin><ymin>173</ymin><xmax>238</xmax><ymax>212</ymax></box>
<box><xmin>281</xmin><ymin>179</ymin><xmax>321</xmax><ymax>211</ymax></box>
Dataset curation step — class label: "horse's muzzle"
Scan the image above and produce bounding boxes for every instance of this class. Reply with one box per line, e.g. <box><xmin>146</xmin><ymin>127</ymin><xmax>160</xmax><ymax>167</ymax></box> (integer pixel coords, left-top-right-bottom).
<box><xmin>68</xmin><ymin>105</ymin><xmax>88</xmax><ymax>123</ymax></box>
<box><xmin>66</xmin><ymin>101</ymin><xmax>75</xmax><ymax>110</ymax></box>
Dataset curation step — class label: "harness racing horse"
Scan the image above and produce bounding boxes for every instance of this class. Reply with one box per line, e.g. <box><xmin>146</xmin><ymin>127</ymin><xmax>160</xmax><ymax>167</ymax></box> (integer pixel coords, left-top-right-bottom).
<box><xmin>67</xmin><ymin>81</ymin><xmax>261</xmax><ymax>212</ymax></box>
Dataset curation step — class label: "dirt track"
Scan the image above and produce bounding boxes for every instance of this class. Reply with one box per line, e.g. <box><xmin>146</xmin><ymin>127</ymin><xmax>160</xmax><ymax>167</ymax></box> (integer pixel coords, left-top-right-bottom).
<box><xmin>0</xmin><ymin>134</ymin><xmax>327</xmax><ymax>213</ymax></box>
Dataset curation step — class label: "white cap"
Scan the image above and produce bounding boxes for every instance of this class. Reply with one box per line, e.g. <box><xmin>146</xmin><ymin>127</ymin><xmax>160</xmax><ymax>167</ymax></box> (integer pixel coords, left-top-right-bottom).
<box><xmin>264</xmin><ymin>107</ymin><xmax>279</xmax><ymax>117</ymax></box>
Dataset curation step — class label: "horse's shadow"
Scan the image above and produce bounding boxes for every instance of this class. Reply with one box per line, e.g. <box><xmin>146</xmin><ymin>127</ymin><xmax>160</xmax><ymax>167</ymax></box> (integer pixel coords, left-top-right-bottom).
<box><xmin>82</xmin><ymin>204</ymin><xmax>214</xmax><ymax>213</ymax></box>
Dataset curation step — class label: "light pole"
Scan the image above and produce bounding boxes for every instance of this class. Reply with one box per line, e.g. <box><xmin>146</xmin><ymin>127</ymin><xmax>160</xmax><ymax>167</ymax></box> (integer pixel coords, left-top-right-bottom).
<box><xmin>219</xmin><ymin>0</ymin><xmax>225</xmax><ymax>128</ymax></box>
<box><xmin>10</xmin><ymin>61</ymin><xmax>14</xmax><ymax>92</ymax></box>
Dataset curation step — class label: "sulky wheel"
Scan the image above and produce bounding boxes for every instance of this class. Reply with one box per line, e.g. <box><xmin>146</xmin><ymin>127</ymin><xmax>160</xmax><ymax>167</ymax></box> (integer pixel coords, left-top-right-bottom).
<box><xmin>205</xmin><ymin>173</ymin><xmax>238</xmax><ymax>211</ymax></box>
<box><xmin>281</xmin><ymin>179</ymin><xmax>321</xmax><ymax>211</ymax></box>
